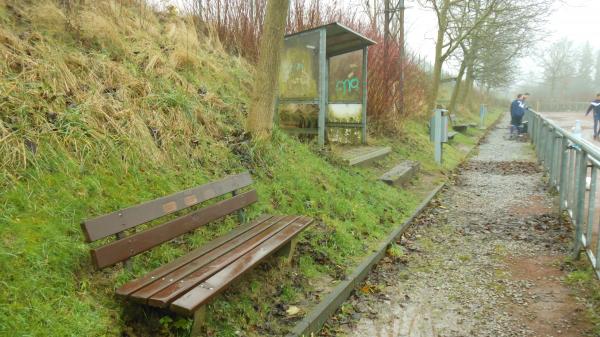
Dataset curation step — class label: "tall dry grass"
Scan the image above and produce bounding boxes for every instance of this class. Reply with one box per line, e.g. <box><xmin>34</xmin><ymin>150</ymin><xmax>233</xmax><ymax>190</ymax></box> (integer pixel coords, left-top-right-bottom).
<box><xmin>0</xmin><ymin>0</ymin><xmax>252</xmax><ymax>177</ymax></box>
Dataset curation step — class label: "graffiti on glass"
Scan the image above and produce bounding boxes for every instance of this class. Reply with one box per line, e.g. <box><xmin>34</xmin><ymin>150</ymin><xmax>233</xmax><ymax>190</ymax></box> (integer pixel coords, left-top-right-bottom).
<box><xmin>335</xmin><ymin>77</ymin><xmax>359</xmax><ymax>96</ymax></box>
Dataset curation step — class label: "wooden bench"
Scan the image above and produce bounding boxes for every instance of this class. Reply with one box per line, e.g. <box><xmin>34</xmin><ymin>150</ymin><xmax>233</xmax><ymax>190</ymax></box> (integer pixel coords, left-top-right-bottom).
<box><xmin>81</xmin><ymin>172</ymin><xmax>314</xmax><ymax>323</ymax></box>
<box><xmin>448</xmin><ymin>113</ymin><xmax>469</xmax><ymax>134</ymax></box>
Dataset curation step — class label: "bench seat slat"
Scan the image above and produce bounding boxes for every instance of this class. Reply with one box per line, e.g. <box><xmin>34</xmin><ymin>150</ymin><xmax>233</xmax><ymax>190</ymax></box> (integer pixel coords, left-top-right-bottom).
<box><xmin>128</xmin><ymin>215</ymin><xmax>289</xmax><ymax>303</ymax></box>
<box><xmin>116</xmin><ymin>214</ymin><xmax>273</xmax><ymax>297</ymax></box>
<box><xmin>144</xmin><ymin>216</ymin><xmax>301</xmax><ymax>307</ymax></box>
<box><xmin>82</xmin><ymin>172</ymin><xmax>253</xmax><ymax>242</ymax></box>
<box><xmin>92</xmin><ymin>190</ymin><xmax>258</xmax><ymax>269</ymax></box>
<box><xmin>170</xmin><ymin>216</ymin><xmax>314</xmax><ymax>315</ymax></box>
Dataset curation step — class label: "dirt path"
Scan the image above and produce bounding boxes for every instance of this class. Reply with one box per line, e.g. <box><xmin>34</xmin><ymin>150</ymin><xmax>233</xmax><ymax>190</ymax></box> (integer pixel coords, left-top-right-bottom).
<box><xmin>322</xmin><ymin>117</ymin><xmax>594</xmax><ymax>337</ymax></box>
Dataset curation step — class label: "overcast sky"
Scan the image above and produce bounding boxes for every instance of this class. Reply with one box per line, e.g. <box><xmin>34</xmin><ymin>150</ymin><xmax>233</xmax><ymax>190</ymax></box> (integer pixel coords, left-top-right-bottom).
<box><xmin>400</xmin><ymin>0</ymin><xmax>600</xmax><ymax>71</ymax></box>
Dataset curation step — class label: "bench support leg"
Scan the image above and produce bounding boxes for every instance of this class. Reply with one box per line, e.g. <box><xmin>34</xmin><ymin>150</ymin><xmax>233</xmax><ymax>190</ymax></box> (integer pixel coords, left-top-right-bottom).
<box><xmin>190</xmin><ymin>306</ymin><xmax>207</xmax><ymax>337</ymax></box>
<box><xmin>275</xmin><ymin>238</ymin><xmax>298</xmax><ymax>266</ymax></box>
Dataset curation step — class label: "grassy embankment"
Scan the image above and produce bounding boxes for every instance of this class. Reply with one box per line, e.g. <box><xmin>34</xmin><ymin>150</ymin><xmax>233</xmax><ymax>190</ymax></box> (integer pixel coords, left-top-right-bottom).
<box><xmin>0</xmin><ymin>2</ymin><xmax>501</xmax><ymax>336</ymax></box>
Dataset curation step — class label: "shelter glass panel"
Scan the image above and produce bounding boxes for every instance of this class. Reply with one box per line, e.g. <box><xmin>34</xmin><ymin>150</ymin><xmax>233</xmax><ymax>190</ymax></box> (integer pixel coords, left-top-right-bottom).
<box><xmin>327</xmin><ymin>103</ymin><xmax>362</xmax><ymax>124</ymax></box>
<box><xmin>278</xmin><ymin>103</ymin><xmax>319</xmax><ymax>130</ymax></box>
<box><xmin>327</xmin><ymin>128</ymin><xmax>361</xmax><ymax>144</ymax></box>
<box><xmin>328</xmin><ymin>50</ymin><xmax>363</xmax><ymax>103</ymax></box>
<box><xmin>279</xmin><ymin>31</ymin><xmax>320</xmax><ymax>100</ymax></box>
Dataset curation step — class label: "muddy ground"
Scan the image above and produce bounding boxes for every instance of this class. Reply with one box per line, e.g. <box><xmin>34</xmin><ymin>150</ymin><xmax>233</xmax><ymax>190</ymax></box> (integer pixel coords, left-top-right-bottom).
<box><xmin>321</xmin><ymin>117</ymin><xmax>594</xmax><ymax>337</ymax></box>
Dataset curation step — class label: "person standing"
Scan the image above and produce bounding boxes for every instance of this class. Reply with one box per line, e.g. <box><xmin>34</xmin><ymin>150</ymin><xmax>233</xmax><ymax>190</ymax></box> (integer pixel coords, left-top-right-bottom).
<box><xmin>510</xmin><ymin>94</ymin><xmax>525</xmax><ymax>138</ymax></box>
<box><xmin>522</xmin><ymin>93</ymin><xmax>530</xmax><ymax>110</ymax></box>
<box><xmin>585</xmin><ymin>93</ymin><xmax>600</xmax><ymax>139</ymax></box>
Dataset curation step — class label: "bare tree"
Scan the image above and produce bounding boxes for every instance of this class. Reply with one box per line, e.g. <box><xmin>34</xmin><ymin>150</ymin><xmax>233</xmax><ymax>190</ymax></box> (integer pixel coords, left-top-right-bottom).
<box><xmin>246</xmin><ymin>0</ymin><xmax>291</xmax><ymax>138</ymax></box>
<box><xmin>577</xmin><ymin>42</ymin><xmax>594</xmax><ymax>83</ymax></box>
<box><xmin>420</xmin><ymin>0</ymin><xmax>499</xmax><ymax>111</ymax></box>
<box><xmin>451</xmin><ymin>0</ymin><xmax>551</xmax><ymax>109</ymax></box>
<box><xmin>541</xmin><ymin>38</ymin><xmax>576</xmax><ymax>99</ymax></box>
<box><xmin>362</xmin><ymin>0</ymin><xmax>383</xmax><ymax>31</ymax></box>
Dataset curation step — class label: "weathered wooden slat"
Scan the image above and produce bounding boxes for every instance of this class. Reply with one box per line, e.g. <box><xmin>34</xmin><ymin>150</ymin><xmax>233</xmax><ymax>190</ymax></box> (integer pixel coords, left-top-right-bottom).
<box><xmin>339</xmin><ymin>146</ymin><xmax>392</xmax><ymax>167</ymax></box>
<box><xmin>128</xmin><ymin>215</ymin><xmax>288</xmax><ymax>302</ymax></box>
<box><xmin>81</xmin><ymin>172</ymin><xmax>253</xmax><ymax>242</ymax></box>
<box><xmin>91</xmin><ymin>190</ymin><xmax>258</xmax><ymax>269</ymax></box>
<box><xmin>379</xmin><ymin>161</ymin><xmax>420</xmax><ymax>187</ymax></box>
<box><xmin>116</xmin><ymin>214</ymin><xmax>273</xmax><ymax>297</ymax></box>
<box><xmin>170</xmin><ymin>216</ymin><xmax>314</xmax><ymax>315</ymax></box>
<box><xmin>145</xmin><ymin>216</ymin><xmax>301</xmax><ymax>307</ymax></box>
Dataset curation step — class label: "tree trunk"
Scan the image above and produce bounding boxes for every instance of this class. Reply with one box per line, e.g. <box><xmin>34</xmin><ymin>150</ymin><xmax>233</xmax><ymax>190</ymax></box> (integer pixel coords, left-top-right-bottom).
<box><xmin>448</xmin><ymin>59</ymin><xmax>467</xmax><ymax>114</ymax></box>
<box><xmin>458</xmin><ymin>57</ymin><xmax>474</xmax><ymax>106</ymax></box>
<box><xmin>384</xmin><ymin>0</ymin><xmax>390</xmax><ymax>64</ymax></box>
<box><xmin>246</xmin><ymin>0</ymin><xmax>290</xmax><ymax>139</ymax></box>
<box><xmin>429</xmin><ymin>18</ymin><xmax>445</xmax><ymax>111</ymax></box>
<box><xmin>428</xmin><ymin>0</ymin><xmax>449</xmax><ymax>112</ymax></box>
<box><xmin>397</xmin><ymin>0</ymin><xmax>405</xmax><ymax>116</ymax></box>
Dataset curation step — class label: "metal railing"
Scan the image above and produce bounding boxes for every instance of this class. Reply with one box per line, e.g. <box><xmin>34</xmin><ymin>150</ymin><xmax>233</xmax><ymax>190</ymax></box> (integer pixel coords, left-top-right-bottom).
<box><xmin>525</xmin><ymin>108</ymin><xmax>600</xmax><ymax>278</ymax></box>
<box><xmin>535</xmin><ymin>101</ymin><xmax>590</xmax><ymax>113</ymax></box>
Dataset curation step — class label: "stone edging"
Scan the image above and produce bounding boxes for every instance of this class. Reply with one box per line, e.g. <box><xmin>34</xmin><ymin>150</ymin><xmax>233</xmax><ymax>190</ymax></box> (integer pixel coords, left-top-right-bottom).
<box><xmin>287</xmin><ymin>183</ymin><xmax>445</xmax><ymax>337</ymax></box>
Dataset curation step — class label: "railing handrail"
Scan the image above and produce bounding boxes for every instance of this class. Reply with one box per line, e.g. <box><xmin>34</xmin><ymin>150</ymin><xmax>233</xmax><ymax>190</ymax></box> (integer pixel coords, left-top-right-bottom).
<box><xmin>527</xmin><ymin>108</ymin><xmax>600</xmax><ymax>160</ymax></box>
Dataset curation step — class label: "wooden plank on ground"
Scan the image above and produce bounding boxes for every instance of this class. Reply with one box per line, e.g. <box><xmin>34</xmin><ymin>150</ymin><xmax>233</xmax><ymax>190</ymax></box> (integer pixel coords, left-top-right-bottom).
<box><xmin>340</xmin><ymin>146</ymin><xmax>392</xmax><ymax>167</ymax></box>
<box><xmin>379</xmin><ymin>161</ymin><xmax>420</xmax><ymax>186</ymax></box>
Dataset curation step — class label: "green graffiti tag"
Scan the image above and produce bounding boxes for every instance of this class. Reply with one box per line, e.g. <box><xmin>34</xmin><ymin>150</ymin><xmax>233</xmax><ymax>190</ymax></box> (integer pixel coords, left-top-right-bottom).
<box><xmin>335</xmin><ymin>77</ymin><xmax>359</xmax><ymax>96</ymax></box>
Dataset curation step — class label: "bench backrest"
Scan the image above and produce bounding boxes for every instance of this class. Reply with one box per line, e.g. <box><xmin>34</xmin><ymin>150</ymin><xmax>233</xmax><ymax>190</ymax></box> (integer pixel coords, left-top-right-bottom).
<box><xmin>81</xmin><ymin>172</ymin><xmax>256</xmax><ymax>269</ymax></box>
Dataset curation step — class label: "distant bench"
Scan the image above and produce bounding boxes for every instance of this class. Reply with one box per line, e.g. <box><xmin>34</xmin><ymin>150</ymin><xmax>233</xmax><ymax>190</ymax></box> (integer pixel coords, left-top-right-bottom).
<box><xmin>449</xmin><ymin>113</ymin><xmax>473</xmax><ymax>134</ymax></box>
<box><xmin>81</xmin><ymin>172</ymin><xmax>313</xmax><ymax>327</ymax></box>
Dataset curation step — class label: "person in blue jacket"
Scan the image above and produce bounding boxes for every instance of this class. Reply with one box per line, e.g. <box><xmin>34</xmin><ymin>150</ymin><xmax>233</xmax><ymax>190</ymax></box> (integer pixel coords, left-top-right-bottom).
<box><xmin>510</xmin><ymin>94</ymin><xmax>525</xmax><ymax>137</ymax></box>
<box><xmin>585</xmin><ymin>93</ymin><xmax>600</xmax><ymax>139</ymax></box>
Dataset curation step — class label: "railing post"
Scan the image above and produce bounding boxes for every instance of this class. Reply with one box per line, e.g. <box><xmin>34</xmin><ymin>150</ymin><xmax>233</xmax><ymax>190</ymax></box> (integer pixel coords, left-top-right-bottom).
<box><xmin>539</xmin><ymin>123</ymin><xmax>544</xmax><ymax>162</ymax></box>
<box><xmin>530</xmin><ymin>113</ymin><xmax>536</xmax><ymax>143</ymax></box>
<box><xmin>586</xmin><ymin>166</ymin><xmax>597</xmax><ymax>249</ymax></box>
<box><xmin>545</xmin><ymin>126</ymin><xmax>553</xmax><ymax>172</ymax></box>
<box><xmin>537</xmin><ymin>121</ymin><xmax>544</xmax><ymax>161</ymax></box>
<box><xmin>554</xmin><ymin>134</ymin><xmax>562</xmax><ymax>186</ymax></box>
<box><xmin>547</xmin><ymin>131</ymin><xmax>556</xmax><ymax>185</ymax></box>
<box><xmin>559</xmin><ymin>137</ymin><xmax>569</xmax><ymax>213</ymax></box>
<box><xmin>573</xmin><ymin>150</ymin><xmax>587</xmax><ymax>259</ymax></box>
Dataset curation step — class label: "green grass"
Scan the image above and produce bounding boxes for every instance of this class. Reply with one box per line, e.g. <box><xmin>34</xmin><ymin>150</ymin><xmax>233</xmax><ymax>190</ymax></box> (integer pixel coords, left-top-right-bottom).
<box><xmin>0</xmin><ymin>1</ymin><xmax>503</xmax><ymax>336</ymax></box>
<box><xmin>564</xmin><ymin>263</ymin><xmax>600</xmax><ymax>334</ymax></box>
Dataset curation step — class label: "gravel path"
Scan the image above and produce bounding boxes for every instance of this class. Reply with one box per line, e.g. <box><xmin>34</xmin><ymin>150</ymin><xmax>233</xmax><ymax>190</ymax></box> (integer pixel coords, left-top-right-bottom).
<box><xmin>321</xmin><ymin>117</ymin><xmax>593</xmax><ymax>337</ymax></box>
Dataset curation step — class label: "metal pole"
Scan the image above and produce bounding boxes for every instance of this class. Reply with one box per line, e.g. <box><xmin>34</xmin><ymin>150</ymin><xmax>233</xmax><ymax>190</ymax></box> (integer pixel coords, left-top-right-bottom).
<box><xmin>432</xmin><ymin>109</ymin><xmax>443</xmax><ymax>164</ymax></box>
<box><xmin>568</xmin><ymin>149</ymin><xmax>576</xmax><ymax>211</ymax></box>
<box><xmin>573</xmin><ymin>150</ymin><xmax>587</xmax><ymax>258</ymax></box>
<box><xmin>559</xmin><ymin>137</ymin><xmax>569</xmax><ymax>213</ymax></box>
<box><xmin>361</xmin><ymin>47</ymin><xmax>368</xmax><ymax>144</ymax></box>
<box><xmin>547</xmin><ymin>132</ymin><xmax>555</xmax><ymax>183</ymax></box>
<box><xmin>587</xmin><ymin>166</ymin><xmax>597</xmax><ymax>248</ymax></box>
<box><xmin>479</xmin><ymin>104</ymin><xmax>486</xmax><ymax>128</ymax></box>
<box><xmin>398</xmin><ymin>0</ymin><xmax>405</xmax><ymax>117</ymax></box>
<box><xmin>553</xmin><ymin>134</ymin><xmax>561</xmax><ymax>186</ymax></box>
<box><xmin>572</xmin><ymin>150</ymin><xmax>580</xmax><ymax>214</ymax></box>
<box><xmin>318</xmin><ymin>28</ymin><xmax>327</xmax><ymax>147</ymax></box>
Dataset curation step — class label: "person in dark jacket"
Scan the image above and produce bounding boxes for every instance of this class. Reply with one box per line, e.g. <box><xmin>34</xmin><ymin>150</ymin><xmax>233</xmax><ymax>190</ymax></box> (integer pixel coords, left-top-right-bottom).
<box><xmin>586</xmin><ymin>93</ymin><xmax>600</xmax><ymax>139</ymax></box>
<box><xmin>510</xmin><ymin>94</ymin><xmax>525</xmax><ymax>137</ymax></box>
